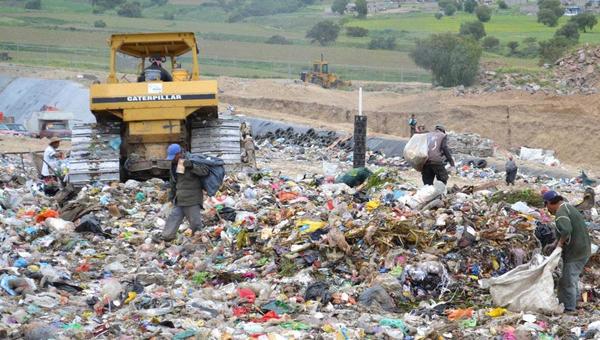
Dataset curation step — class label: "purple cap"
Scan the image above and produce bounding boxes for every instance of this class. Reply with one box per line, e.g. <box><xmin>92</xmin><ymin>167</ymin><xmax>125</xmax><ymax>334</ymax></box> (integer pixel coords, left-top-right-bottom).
<box><xmin>542</xmin><ymin>190</ymin><xmax>559</xmax><ymax>202</ymax></box>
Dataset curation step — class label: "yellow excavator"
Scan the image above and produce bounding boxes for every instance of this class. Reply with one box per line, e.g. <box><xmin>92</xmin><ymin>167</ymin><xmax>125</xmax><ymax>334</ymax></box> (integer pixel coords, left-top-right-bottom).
<box><xmin>300</xmin><ymin>54</ymin><xmax>350</xmax><ymax>89</ymax></box>
<box><xmin>68</xmin><ymin>32</ymin><xmax>243</xmax><ymax>185</ymax></box>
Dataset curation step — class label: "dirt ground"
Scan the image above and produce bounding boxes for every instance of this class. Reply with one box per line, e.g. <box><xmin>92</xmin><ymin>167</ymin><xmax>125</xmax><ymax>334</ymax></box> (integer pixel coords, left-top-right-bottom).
<box><xmin>217</xmin><ymin>77</ymin><xmax>600</xmax><ymax>172</ymax></box>
<box><xmin>2</xmin><ymin>63</ymin><xmax>599</xmax><ymax>174</ymax></box>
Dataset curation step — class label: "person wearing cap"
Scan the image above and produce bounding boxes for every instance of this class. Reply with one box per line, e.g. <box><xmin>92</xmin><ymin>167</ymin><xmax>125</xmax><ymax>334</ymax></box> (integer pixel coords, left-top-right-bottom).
<box><xmin>421</xmin><ymin>125</ymin><xmax>455</xmax><ymax>185</ymax></box>
<box><xmin>41</xmin><ymin>137</ymin><xmax>63</xmax><ymax>179</ymax></box>
<box><xmin>155</xmin><ymin>144</ymin><xmax>209</xmax><ymax>242</ymax></box>
<box><xmin>543</xmin><ymin>190</ymin><xmax>591</xmax><ymax>312</ymax></box>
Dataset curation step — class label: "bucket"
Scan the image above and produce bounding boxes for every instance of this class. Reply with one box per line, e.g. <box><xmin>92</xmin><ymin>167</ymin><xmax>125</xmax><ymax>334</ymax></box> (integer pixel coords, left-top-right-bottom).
<box><xmin>144</xmin><ymin>69</ymin><xmax>161</xmax><ymax>81</ymax></box>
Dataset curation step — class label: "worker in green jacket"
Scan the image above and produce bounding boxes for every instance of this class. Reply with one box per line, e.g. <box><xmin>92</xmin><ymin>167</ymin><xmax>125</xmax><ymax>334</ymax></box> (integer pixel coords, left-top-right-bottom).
<box><xmin>154</xmin><ymin>144</ymin><xmax>209</xmax><ymax>242</ymax></box>
<box><xmin>543</xmin><ymin>190</ymin><xmax>592</xmax><ymax>313</ymax></box>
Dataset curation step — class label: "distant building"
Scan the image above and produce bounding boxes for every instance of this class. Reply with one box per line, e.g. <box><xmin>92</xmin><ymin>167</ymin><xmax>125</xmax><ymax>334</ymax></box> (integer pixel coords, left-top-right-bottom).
<box><xmin>346</xmin><ymin>0</ymin><xmax>401</xmax><ymax>14</ymax></box>
<box><xmin>564</xmin><ymin>5</ymin><xmax>583</xmax><ymax>15</ymax></box>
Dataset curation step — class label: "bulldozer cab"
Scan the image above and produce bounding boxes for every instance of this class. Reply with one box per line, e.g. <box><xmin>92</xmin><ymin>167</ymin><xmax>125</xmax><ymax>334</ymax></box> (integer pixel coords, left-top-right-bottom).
<box><xmin>313</xmin><ymin>61</ymin><xmax>329</xmax><ymax>74</ymax></box>
<box><xmin>106</xmin><ymin>32</ymin><xmax>200</xmax><ymax>83</ymax></box>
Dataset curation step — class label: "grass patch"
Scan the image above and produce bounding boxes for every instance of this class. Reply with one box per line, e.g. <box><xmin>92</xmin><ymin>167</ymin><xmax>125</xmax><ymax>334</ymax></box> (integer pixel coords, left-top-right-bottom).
<box><xmin>489</xmin><ymin>188</ymin><xmax>544</xmax><ymax>208</ymax></box>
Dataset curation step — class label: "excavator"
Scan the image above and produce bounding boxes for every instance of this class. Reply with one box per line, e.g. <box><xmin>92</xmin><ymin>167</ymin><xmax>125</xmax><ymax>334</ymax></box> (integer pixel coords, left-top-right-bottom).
<box><xmin>68</xmin><ymin>32</ymin><xmax>244</xmax><ymax>186</ymax></box>
<box><xmin>300</xmin><ymin>54</ymin><xmax>351</xmax><ymax>89</ymax></box>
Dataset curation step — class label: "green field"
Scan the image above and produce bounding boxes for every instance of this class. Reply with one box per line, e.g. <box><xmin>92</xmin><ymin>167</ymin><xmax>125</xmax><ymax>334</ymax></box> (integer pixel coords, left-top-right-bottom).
<box><xmin>0</xmin><ymin>0</ymin><xmax>596</xmax><ymax>81</ymax></box>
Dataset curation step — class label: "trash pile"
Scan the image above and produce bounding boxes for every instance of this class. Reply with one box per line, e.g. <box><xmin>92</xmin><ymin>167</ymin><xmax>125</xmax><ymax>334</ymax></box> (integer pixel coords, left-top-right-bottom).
<box><xmin>0</xmin><ymin>144</ymin><xmax>599</xmax><ymax>339</ymax></box>
<box><xmin>467</xmin><ymin>46</ymin><xmax>600</xmax><ymax>96</ymax></box>
<box><xmin>448</xmin><ymin>132</ymin><xmax>496</xmax><ymax>158</ymax></box>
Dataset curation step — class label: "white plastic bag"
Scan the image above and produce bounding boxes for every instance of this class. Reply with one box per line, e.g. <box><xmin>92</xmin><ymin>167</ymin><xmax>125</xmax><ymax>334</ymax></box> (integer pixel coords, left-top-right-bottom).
<box><xmin>403</xmin><ymin>134</ymin><xmax>429</xmax><ymax>171</ymax></box>
<box><xmin>479</xmin><ymin>247</ymin><xmax>563</xmax><ymax>313</ymax></box>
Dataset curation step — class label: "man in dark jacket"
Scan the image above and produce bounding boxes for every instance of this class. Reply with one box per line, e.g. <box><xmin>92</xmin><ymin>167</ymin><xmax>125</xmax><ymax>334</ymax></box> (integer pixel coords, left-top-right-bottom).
<box><xmin>543</xmin><ymin>190</ymin><xmax>591</xmax><ymax>313</ymax></box>
<box><xmin>421</xmin><ymin>125</ymin><xmax>455</xmax><ymax>185</ymax></box>
<box><xmin>155</xmin><ymin>144</ymin><xmax>209</xmax><ymax>242</ymax></box>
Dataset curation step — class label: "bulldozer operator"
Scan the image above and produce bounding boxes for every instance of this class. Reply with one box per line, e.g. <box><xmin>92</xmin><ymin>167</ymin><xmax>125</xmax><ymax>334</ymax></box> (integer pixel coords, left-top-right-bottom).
<box><xmin>137</xmin><ymin>55</ymin><xmax>173</xmax><ymax>82</ymax></box>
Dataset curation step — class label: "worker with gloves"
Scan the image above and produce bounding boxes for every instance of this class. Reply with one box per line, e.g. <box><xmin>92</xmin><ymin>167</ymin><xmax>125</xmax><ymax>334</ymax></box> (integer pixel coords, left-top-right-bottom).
<box><xmin>543</xmin><ymin>190</ymin><xmax>591</xmax><ymax>313</ymax></box>
<box><xmin>421</xmin><ymin>124</ymin><xmax>455</xmax><ymax>185</ymax></box>
<box><xmin>154</xmin><ymin>144</ymin><xmax>209</xmax><ymax>242</ymax></box>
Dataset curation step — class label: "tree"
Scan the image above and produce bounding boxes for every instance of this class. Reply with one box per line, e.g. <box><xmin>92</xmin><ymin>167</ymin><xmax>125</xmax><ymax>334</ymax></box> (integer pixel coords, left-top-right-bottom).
<box><xmin>332</xmin><ymin>0</ymin><xmax>350</xmax><ymax>14</ymax></box>
<box><xmin>346</xmin><ymin>26</ymin><xmax>369</xmax><ymax>37</ymax></box>
<box><xmin>266</xmin><ymin>35</ymin><xmax>292</xmax><ymax>44</ymax></box>
<box><xmin>117</xmin><ymin>1</ymin><xmax>142</xmax><ymax>17</ymax></box>
<box><xmin>463</xmin><ymin>0</ymin><xmax>477</xmax><ymax>13</ymax></box>
<box><xmin>355</xmin><ymin>0</ymin><xmax>368</xmax><ymax>18</ymax></box>
<box><xmin>555</xmin><ymin>21</ymin><xmax>580</xmax><ymax>41</ymax></box>
<box><xmin>435</xmin><ymin>12</ymin><xmax>443</xmax><ymax>20</ymax></box>
<box><xmin>482</xmin><ymin>36</ymin><xmax>500</xmax><ymax>50</ymax></box>
<box><xmin>476</xmin><ymin>6</ymin><xmax>492</xmax><ymax>22</ymax></box>
<box><xmin>439</xmin><ymin>0</ymin><xmax>458</xmax><ymax>15</ymax></box>
<box><xmin>151</xmin><ymin>0</ymin><xmax>168</xmax><ymax>5</ymax></box>
<box><xmin>539</xmin><ymin>0</ymin><xmax>564</xmax><ymax>17</ymax></box>
<box><xmin>538</xmin><ymin>36</ymin><xmax>571</xmax><ymax>64</ymax></box>
<box><xmin>306</xmin><ymin>20</ymin><xmax>340</xmax><ymax>45</ymax></box>
<box><xmin>94</xmin><ymin>19</ymin><xmax>107</xmax><ymax>27</ymax></box>
<box><xmin>25</xmin><ymin>0</ymin><xmax>41</xmax><ymax>9</ymax></box>
<box><xmin>507</xmin><ymin>41</ymin><xmax>519</xmax><ymax>54</ymax></box>
<box><xmin>537</xmin><ymin>8</ymin><xmax>559</xmax><ymax>27</ymax></box>
<box><xmin>410</xmin><ymin>33</ymin><xmax>483</xmax><ymax>87</ymax></box>
<box><xmin>368</xmin><ymin>36</ymin><xmax>397</xmax><ymax>50</ymax></box>
<box><xmin>498</xmin><ymin>0</ymin><xmax>508</xmax><ymax>9</ymax></box>
<box><xmin>537</xmin><ymin>0</ymin><xmax>563</xmax><ymax>26</ymax></box>
<box><xmin>444</xmin><ymin>4</ymin><xmax>457</xmax><ymax>15</ymax></box>
<box><xmin>571</xmin><ymin>12</ymin><xmax>598</xmax><ymax>32</ymax></box>
<box><xmin>459</xmin><ymin>21</ymin><xmax>486</xmax><ymax>40</ymax></box>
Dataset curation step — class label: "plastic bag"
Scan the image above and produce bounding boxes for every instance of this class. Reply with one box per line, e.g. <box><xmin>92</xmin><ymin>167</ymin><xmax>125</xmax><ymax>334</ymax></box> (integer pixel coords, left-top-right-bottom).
<box><xmin>479</xmin><ymin>247</ymin><xmax>563</xmax><ymax>313</ymax></box>
<box><xmin>403</xmin><ymin>133</ymin><xmax>429</xmax><ymax>171</ymax></box>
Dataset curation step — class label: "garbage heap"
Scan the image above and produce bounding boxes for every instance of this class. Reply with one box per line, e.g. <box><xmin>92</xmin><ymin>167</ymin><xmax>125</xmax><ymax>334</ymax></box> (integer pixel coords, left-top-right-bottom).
<box><xmin>0</xmin><ymin>148</ymin><xmax>599</xmax><ymax>339</ymax></box>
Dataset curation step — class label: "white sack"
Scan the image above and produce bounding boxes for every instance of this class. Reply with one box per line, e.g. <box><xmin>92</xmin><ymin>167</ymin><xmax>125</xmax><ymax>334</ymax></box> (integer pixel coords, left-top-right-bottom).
<box><xmin>403</xmin><ymin>133</ymin><xmax>429</xmax><ymax>172</ymax></box>
<box><xmin>479</xmin><ymin>247</ymin><xmax>563</xmax><ymax>313</ymax></box>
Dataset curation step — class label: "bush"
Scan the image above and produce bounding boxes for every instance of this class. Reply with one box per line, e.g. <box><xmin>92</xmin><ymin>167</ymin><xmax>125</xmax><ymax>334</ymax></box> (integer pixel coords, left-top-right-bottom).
<box><xmin>521</xmin><ymin>37</ymin><xmax>539</xmax><ymax>57</ymax></box>
<box><xmin>482</xmin><ymin>36</ymin><xmax>500</xmax><ymax>50</ymax></box>
<box><xmin>410</xmin><ymin>33</ymin><xmax>482</xmax><ymax>87</ymax></box>
<box><xmin>332</xmin><ymin>0</ymin><xmax>350</xmax><ymax>15</ymax></box>
<box><xmin>151</xmin><ymin>0</ymin><xmax>168</xmax><ymax>5</ymax></box>
<box><xmin>538</xmin><ymin>36</ymin><xmax>572</xmax><ymax>64</ymax></box>
<box><xmin>162</xmin><ymin>12</ymin><xmax>174</xmax><ymax>20</ymax></box>
<box><xmin>226</xmin><ymin>0</ymin><xmax>311</xmax><ymax>22</ymax></box>
<box><xmin>368</xmin><ymin>36</ymin><xmax>397</xmax><ymax>50</ymax></box>
<box><xmin>555</xmin><ymin>21</ymin><xmax>580</xmax><ymax>41</ymax></box>
<box><xmin>266</xmin><ymin>35</ymin><xmax>292</xmax><ymax>44</ymax></box>
<box><xmin>25</xmin><ymin>0</ymin><xmax>41</xmax><ymax>9</ymax></box>
<box><xmin>570</xmin><ymin>12</ymin><xmax>598</xmax><ymax>32</ymax></box>
<box><xmin>476</xmin><ymin>5</ymin><xmax>492</xmax><ymax>22</ymax></box>
<box><xmin>346</xmin><ymin>26</ymin><xmax>369</xmax><ymax>37</ymax></box>
<box><xmin>464</xmin><ymin>0</ymin><xmax>477</xmax><ymax>13</ymax></box>
<box><xmin>498</xmin><ymin>0</ymin><xmax>508</xmax><ymax>9</ymax></box>
<box><xmin>93</xmin><ymin>0</ymin><xmax>125</xmax><ymax>11</ymax></box>
<box><xmin>537</xmin><ymin>8</ymin><xmax>559</xmax><ymax>27</ymax></box>
<box><xmin>507</xmin><ymin>41</ymin><xmax>519</xmax><ymax>55</ymax></box>
<box><xmin>117</xmin><ymin>1</ymin><xmax>142</xmax><ymax>17</ymax></box>
<box><xmin>459</xmin><ymin>21</ymin><xmax>486</xmax><ymax>40</ymax></box>
<box><xmin>93</xmin><ymin>20</ymin><xmax>107</xmax><ymax>28</ymax></box>
<box><xmin>306</xmin><ymin>20</ymin><xmax>340</xmax><ymax>45</ymax></box>
<box><xmin>435</xmin><ymin>12</ymin><xmax>443</xmax><ymax>20</ymax></box>
<box><xmin>356</xmin><ymin>0</ymin><xmax>368</xmax><ymax>18</ymax></box>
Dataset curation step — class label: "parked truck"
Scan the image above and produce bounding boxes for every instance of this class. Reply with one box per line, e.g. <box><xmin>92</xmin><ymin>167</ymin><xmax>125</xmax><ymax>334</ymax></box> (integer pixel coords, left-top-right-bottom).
<box><xmin>23</xmin><ymin>108</ymin><xmax>75</xmax><ymax>139</ymax></box>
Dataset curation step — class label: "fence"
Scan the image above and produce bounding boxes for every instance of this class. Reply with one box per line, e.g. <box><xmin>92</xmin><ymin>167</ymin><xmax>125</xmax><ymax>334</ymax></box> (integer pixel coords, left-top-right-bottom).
<box><xmin>0</xmin><ymin>41</ymin><xmax>431</xmax><ymax>83</ymax></box>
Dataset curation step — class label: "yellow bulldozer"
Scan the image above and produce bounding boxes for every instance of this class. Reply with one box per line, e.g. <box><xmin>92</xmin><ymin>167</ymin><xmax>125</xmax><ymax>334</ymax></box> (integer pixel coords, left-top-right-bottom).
<box><xmin>68</xmin><ymin>32</ymin><xmax>244</xmax><ymax>185</ymax></box>
<box><xmin>300</xmin><ymin>54</ymin><xmax>350</xmax><ymax>89</ymax></box>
